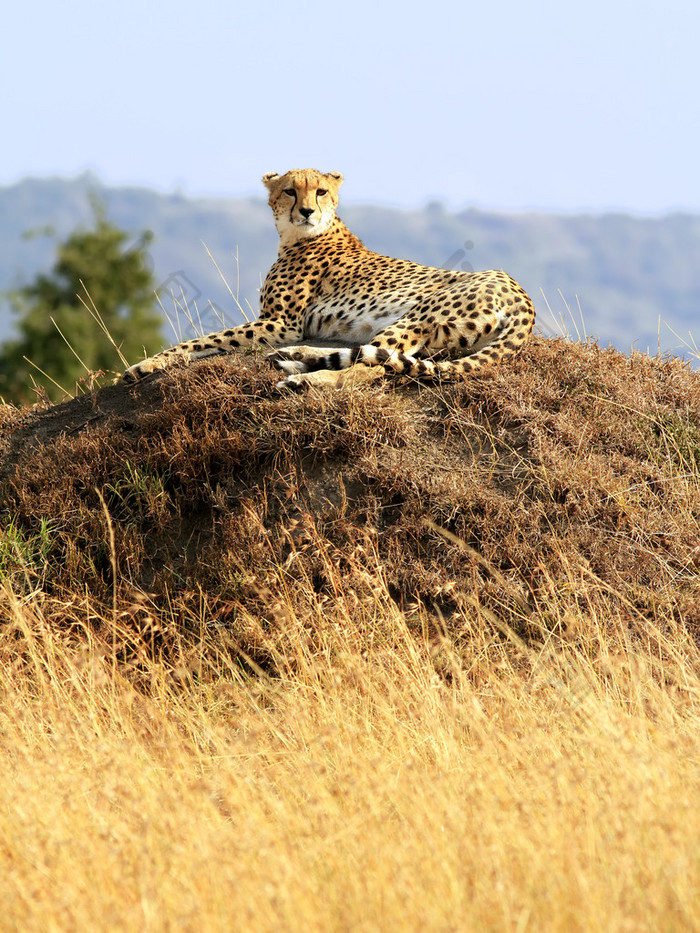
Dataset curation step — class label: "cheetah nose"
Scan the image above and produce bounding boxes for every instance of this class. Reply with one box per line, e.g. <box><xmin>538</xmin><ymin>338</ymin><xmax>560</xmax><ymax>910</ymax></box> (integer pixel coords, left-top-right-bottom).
<box><xmin>299</xmin><ymin>207</ymin><xmax>314</xmax><ymax>219</ymax></box>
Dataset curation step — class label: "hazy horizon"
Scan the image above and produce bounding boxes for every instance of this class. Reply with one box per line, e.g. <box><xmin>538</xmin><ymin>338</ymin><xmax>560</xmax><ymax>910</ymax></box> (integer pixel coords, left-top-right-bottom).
<box><xmin>4</xmin><ymin>169</ymin><xmax>699</xmax><ymax>221</ymax></box>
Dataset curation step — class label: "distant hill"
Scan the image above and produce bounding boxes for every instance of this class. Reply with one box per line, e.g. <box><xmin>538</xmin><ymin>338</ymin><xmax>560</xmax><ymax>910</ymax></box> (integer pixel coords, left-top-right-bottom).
<box><xmin>1</xmin><ymin>174</ymin><xmax>699</xmax><ymax>359</ymax></box>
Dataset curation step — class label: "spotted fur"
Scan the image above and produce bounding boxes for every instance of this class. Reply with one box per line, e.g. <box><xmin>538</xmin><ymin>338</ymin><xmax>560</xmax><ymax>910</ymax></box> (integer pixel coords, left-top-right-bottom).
<box><xmin>123</xmin><ymin>169</ymin><xmax>535</xmax><ymax>387</ymax></box>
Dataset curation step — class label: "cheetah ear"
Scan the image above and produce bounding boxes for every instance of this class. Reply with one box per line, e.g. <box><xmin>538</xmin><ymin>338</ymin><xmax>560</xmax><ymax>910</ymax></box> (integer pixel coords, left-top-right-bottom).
<box><xmin>326</xmin><ymin>172</ymin><xmax>343</xmax><ymax>186</ymax></box>
<box><xmin>262</xmin><ymin>172</ymin><xmax>281</xmax><ymax>190</ymax></box>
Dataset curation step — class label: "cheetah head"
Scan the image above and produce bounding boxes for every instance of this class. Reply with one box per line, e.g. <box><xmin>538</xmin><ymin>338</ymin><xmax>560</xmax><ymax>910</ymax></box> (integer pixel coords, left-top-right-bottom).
<box><xmin>262</xmin><ymin>169</ymin><xmax>343</xmax><ymax>245</ymax></box>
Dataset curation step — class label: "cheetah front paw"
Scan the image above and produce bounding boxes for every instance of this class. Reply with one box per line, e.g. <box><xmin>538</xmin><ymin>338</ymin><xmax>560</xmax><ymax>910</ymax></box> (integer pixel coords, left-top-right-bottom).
<box><xmin>276</xmin><ymin>373</ymin><xmax>307</xmax><ymax>390</ymax></box>
<box><xmin>276</xmin><ymin>371</ymin><xmax>345</xmax><ymax>390</ymax></box>
<box><xmin>122</xmin><ymin>357</ymin><xmax>170</xmax><ymax>383</ymax></box>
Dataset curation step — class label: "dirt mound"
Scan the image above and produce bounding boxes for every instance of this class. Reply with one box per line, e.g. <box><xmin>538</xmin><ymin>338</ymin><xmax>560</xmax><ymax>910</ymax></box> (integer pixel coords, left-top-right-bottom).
<box><xmin>2</xmin><ymin>337</ymin><xmax>700</xmax><ymax>667</ymax></box>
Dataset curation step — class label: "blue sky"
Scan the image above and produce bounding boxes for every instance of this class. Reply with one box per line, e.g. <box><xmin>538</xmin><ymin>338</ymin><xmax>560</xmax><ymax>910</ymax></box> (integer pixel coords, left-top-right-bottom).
<box><xmin>3</xmin><ymin>0</ymin><xmax>700</xmax><ymax>213</ymax></box>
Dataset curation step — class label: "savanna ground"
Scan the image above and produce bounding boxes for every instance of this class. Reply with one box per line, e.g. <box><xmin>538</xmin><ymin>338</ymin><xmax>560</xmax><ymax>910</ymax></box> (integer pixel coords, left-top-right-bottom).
<box><xmin>1</xmin><ymin>336</ymin><xmax>700</xmax><ymax>931</ymax></box>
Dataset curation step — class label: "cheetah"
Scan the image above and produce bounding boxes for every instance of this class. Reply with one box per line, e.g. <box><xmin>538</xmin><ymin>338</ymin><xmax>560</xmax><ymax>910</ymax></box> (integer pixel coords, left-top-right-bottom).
<box><xmin>123</xmin><ymin>169</ymin><xmax>535</xmax><ymax>387</ymax></box>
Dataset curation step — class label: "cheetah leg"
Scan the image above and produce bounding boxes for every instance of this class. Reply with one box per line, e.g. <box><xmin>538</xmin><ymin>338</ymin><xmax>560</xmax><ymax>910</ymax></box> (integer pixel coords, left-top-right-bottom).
<box><xmin>123</xmin><ymin>318</ymin><xmax>301</xmax><ymax>382</ymax></box>
<box><xmin>270</xmin><ymin>343</ymin><xmax>426</xmax><ymax>387</ymax></box>
<box><xmin>268</xmin><ymin>345</ymin><xmax>364</xmax><ymax>376</ymax></box>
<box><xmin>274</xmin><ymin>345</ymin><xmax>437</xmax><ymax>387</ymax></box>
<box><xmin>278</xmin><ymin>363</ymin><xmax>384</xmax><ymax>390</ymax></box>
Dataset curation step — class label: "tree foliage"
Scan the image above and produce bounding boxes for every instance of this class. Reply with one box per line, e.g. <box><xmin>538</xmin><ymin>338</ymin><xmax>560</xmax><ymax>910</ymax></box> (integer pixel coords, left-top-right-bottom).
<box><xmin>0</xmin><ymin>202</ymin><xmax>163</xmax><ymax>403</ymax></box>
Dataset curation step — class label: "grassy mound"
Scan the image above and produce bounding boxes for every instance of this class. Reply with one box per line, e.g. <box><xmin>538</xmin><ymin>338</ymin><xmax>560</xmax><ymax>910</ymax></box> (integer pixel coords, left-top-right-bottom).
<box><xmin>2</xmin><ymin>336</ymin><xmax>700</xmax><ymax>930</ymax></box>
<box><xmin>2</xmin><ymin>336</ymin><xmax>699</xmax><ymax>663</ymax></box>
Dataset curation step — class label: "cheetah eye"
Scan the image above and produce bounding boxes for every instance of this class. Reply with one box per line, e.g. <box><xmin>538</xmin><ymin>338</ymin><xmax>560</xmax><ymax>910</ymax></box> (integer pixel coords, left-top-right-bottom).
<box><xmin>283</xmin><ymin>188</ymin><xmax>296</xmax><ymax>196</ymax></box>
<box><xmin>317</xmin><ymin>188</ymin><xmax>328</xmax><ymax>196</ymax></box>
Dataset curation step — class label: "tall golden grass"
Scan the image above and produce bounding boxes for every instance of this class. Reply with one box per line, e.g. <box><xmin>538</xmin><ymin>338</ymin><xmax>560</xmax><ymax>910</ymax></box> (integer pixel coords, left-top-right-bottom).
<box><xmin>2</xmin><ymin>568</ymin><xmax>700</xmax><ymax>932</ymax></box>
<box><xmin>3</xmin><ymin>337</ymin><xmax>700</xmax><ymax>930</ymax></box>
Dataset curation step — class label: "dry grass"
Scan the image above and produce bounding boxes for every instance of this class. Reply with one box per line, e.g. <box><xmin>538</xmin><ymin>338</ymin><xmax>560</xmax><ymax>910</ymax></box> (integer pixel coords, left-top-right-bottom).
<box><xmin>2</xmin><ymin>582</ymin><xmax>700</xmax><ymax>932</ymax></box>
<box><xmin>1</xmin><ymin>336</ymin><xmax>700</xmax><ymax>930</ymax></box>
